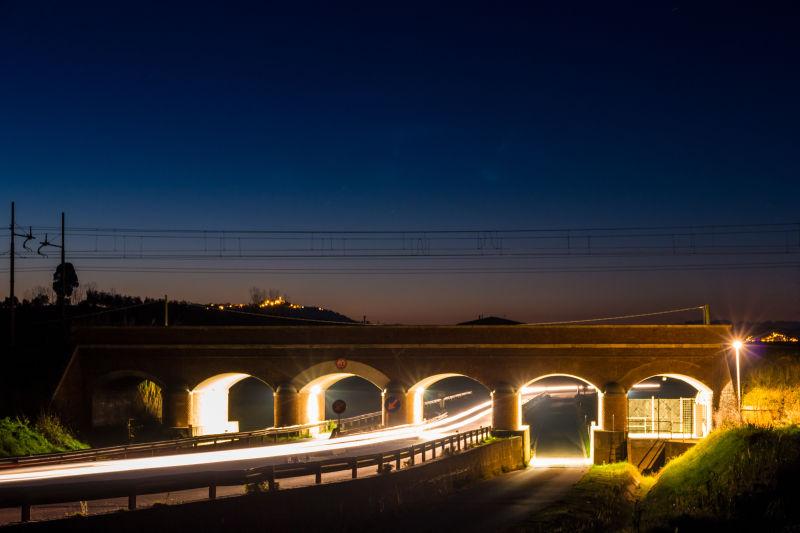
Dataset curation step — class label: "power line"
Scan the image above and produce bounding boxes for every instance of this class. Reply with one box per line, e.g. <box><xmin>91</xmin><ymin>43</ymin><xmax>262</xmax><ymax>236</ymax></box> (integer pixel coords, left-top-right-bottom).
<box><xmin>523</xmin><ymin>306</ymin><xmax>706</xmax><ymax>325</ymax></box>
<box><xmin>27</xmin><ymin>221</ymin><xmax>800</xmax><ymax>234</ymax></box>
<box><xmin>4</xmin><ymin>260</ymin><xmax>799</xmax><ymax>275</ymax></box>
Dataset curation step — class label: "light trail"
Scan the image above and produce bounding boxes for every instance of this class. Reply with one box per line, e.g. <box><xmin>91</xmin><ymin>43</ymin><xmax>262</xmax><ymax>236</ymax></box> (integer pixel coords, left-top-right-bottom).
<box><xmin>0</xmin><ymin>403</ymin><xmax>493</xmax><ymax>486</ymax></box>
<box><xmin>520</xmin><ymin>383</ymin><xmax>659</xmax><ymax>395</ymax></box>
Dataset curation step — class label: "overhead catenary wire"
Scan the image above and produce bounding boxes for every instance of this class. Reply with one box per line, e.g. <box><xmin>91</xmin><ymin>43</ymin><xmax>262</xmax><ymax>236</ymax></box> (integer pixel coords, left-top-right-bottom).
<box><xmin>523</xmin><ymin>305</ymin><xmax>706</xmax><ymax>325</ymax></box>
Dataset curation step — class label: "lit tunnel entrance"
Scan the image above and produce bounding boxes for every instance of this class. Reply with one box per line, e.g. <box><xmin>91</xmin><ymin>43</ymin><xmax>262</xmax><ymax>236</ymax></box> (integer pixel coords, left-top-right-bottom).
<box><xmin>189</xmin><ymin>373</ymin><xmax>274</xmax><ymax>436</ymax></box>
<box><xmin>408</xmin><ymin>374</ymin><xmax>491</xmax><ymax>425</ymax></box>
<box><xmin>627</xmin><ymin>374</ymin><xmax>712</xmax><ymax>439</ymax></box>
<box><xmin>298</xmin><ymin>374</ymin><xmax>383</xmax><ymax>434</ymax></box>
<box><xmin>325</xmin><ymin>376</ymin><xmax>382</xmax><ymax>419</ymax></box>
<box><xmin>521</xmin><ymin>375</ymin><xmax>599</xmax><ymax>459</ymax></box>
<box><xmin>229</xmin><ymin>377</ymin><xmax>275</xmax><ymax>432</ymax></box>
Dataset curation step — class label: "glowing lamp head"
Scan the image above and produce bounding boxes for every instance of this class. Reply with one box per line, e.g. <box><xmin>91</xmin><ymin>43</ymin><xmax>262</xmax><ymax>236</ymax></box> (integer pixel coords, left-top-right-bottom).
<box><xmin>732</xmin><ymin>340</ymin><xmax>743</xmax><ymax>350</ymax></box>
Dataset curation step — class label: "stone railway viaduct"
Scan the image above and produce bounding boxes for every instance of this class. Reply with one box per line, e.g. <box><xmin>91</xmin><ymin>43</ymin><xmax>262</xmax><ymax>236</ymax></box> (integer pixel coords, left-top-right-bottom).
<box><xmin>53</xmin><ymin>324</ymin><xmax>736</xmax><ymax>462</ymax></box>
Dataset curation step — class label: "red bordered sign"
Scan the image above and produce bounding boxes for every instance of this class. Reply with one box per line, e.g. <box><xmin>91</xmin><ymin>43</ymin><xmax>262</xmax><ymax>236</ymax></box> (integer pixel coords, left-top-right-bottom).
<box><xmin>335</xmin><ymin>358</ymin><xmax>347</xmax><ymax>370</ymax></box>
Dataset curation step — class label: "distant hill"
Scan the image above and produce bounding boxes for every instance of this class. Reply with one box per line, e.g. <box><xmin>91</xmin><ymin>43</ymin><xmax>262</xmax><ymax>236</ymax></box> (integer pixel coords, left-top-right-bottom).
<box><xmin>458</xmin><ymin>316</ymin><xmax>522</xmax><ymax>325</ymax></box>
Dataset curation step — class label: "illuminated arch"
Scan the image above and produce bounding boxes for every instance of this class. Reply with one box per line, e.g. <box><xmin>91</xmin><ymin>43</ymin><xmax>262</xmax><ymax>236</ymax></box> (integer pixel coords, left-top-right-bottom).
<box><xmin>292</xmin><ymin>361</ymin><xmax>391</xmax><ymax>428</ymax></box>
<box><xmin>521</xmin><ymin>373</ymin><xmax>603</xmax><ymax>434</ymax></box>
<box><xmin>627</xmin><ymin>373</ymin><xmax>713</xmax><ymax>438</ymax></box>
<box><xmin>407</xmin><ymin>373</ymin><xmax>491</xmax><ymax>425</ymax></box>
<box><xmin>293</xmin><ymin>360</ymin><xmax>390</xmax><ymax>392</ymax></box>
<box><xmin>619</xmin><ymin>360</ymin><xmax>708</xmax><ymax>392</ymax></box>
<box><xmin>521</xmin><ymin>373</ymin><xmax>600</xmax><ymax>392</ymax></box>
<box><xmin>189</xmin><ymin>373</ymin><xmax>274</xmax><ymax>436</ymax></box>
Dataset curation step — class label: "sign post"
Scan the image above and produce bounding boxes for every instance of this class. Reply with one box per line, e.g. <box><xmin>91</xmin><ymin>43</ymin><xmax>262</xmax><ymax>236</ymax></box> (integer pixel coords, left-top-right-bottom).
<box><xmin>332</xmin><ymin>399</ymin><xmax>347</xmax><ymax>437</ymax></box>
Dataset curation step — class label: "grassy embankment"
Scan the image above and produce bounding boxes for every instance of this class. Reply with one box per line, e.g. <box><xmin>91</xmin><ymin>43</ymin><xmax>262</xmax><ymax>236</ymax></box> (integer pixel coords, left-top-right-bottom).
<box><xmin>512</xmin><ymin>426</ymin><xmax>800</xmax><ymax>532</ymax></box>
<box><xmin>0</xmin><ymin>414</ymin><xmax>88</xmax><ymax>457</ymax></box>
<box><xmin>638</xmin><ymin>425</ymin><xmax>800</xmax><ymax>530</ymax></box>
<box><xmin>512</xmin><ymin>355</ymin><xmax>800</xmax><ymax>531</ymax></box>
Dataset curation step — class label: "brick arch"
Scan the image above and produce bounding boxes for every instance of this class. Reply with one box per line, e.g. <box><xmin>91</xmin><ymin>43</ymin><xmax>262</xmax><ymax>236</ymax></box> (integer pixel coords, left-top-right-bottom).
<box><xmin>618</xmin><ymin>359</ymin><xmax>711</xmax><ymax>392</ymax></box>
<box><xmin>188</xmin><ymin>372</ymin><xmax>275</xmax><ymax>435</ymax></box>
<box><xmin>521</xmin><ymin>373</ymin><xmax>601</xmax><ymax>391</ymax></box>
<box><xmin>189</xmin><ymin>372</ymin><xmax>275</xmax><ymax>393</ymax></box>
<box><xmin>91</xmin><ymin>370</ymin><xmax>165</xmax><ymax>428</ymax></box>
<box><xmin>93</xmin><ymin>369</ymin><xmax>166</xmax><ymax>390</ymax></box>
<box><xmin>406</xmin><ymin>373</ymin><xmax>492</xmax><ymax>424</ymax></box>
<box><xmin>291</xmin><ymin>360</ymin><xmax>391</xmax><ymax>393</ymax></box>
<box><xmin>291</xmin><ymin>360</ymin><xmax>391</xmax><ymax>427</ymax></box>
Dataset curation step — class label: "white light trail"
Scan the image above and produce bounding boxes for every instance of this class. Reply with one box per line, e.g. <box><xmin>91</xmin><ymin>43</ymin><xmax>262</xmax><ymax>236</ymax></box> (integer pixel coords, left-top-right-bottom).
<box><xmin>0</xmin><ymin>403</ymin><xmax>493</xmax><ymax>486</ymax></box>
<box><xmin>520</xmin><ymin>382</ymin><xmax>659</xmax><ymax>395</ymax></box>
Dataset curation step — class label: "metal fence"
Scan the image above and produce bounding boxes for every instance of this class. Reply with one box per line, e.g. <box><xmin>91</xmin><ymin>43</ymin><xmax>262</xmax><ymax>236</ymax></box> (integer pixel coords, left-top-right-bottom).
<box><xmin>0</xmin><ymin>426</ymin><xmax>491</xmax><ymax>523</ymax></box>
<box><xmin>0</xmin><ymin>412</ymin><xmax>382</xmax><ymax>471</ymax></box>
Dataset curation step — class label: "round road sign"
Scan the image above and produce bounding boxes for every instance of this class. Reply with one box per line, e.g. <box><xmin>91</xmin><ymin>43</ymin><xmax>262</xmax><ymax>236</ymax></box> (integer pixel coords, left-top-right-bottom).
<box><xmin>335</xmin><ymin>358</ymin><xmax>347</xmax><ymax>370</ymax></box>
<box><xmin>332</xmin><ymin>399</ymin><xmax>347</xmax><ymax>415</ymax></box>
<box><xmin>384</xmin><ymin>395</ymin><xmax>402</xmax><ymax>413</ymax></box>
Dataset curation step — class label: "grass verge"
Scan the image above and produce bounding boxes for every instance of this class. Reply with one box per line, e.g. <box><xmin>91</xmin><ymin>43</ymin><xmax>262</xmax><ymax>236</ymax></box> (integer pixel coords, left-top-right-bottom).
<box><xmin>0</xmin><ymin>415</ymin><xmax>88</xmax><ymax>457</ymax></box>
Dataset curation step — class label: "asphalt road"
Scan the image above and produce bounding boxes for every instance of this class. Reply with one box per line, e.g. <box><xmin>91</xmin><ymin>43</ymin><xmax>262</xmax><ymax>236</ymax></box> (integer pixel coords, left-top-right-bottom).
<box><xmin>377</xmin><ymin>465</ymin><xmax>587</xmax><ymax>533</ymax></box>
<box><xmin>0</xmin><ymin>398</ymin><xmax>592</xmax><ymax>527</ymax></box>
<box><xmin>0</xmin><ymin>407</ymin><xmax>493</xmax><ymax>525</ymax></box>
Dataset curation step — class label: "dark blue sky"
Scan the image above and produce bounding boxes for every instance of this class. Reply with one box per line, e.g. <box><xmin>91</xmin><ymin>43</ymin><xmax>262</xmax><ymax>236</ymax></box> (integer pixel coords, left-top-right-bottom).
<box><xmin>2</xmin><ymin>2</ymin><xmax>799</xmax><ymax>323</ymax></box>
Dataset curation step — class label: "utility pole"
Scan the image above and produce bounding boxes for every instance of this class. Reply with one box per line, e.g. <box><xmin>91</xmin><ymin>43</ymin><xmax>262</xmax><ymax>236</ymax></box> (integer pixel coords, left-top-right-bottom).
<box><xmin>164</xmin><ymin>294</ymin><xmax>169</xmax><ymax>327</ymax></box>
<box><xmin>702</xmin><ymin>304</ymin><xmax>710</xmax><ymax>325</ymax></box>
<box><xmin>60</xmin><ymin>211</ymin><xmax>66</xmax><ymax>327</ymax></box>
<box><xmin>9</xmin><ymin>202</ymin><xmax>15</xmax><ymax>347</ymax></box>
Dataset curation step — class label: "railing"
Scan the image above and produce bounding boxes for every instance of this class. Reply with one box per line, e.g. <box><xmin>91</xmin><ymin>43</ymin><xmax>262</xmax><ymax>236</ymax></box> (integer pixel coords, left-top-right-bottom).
<box><xmin>337</xmin><ymin>411</ymin><xmax>383</xmax><ymax>433</ymax></box>
<box><xmin>0</xmin><ymin>415</ymin><xmax>372</xmax><ymax>470</ymax></box>
<box><xmin>0</xmin><ymin>426</ymin><xmax>491</xmax><ymax>523</ymax></box>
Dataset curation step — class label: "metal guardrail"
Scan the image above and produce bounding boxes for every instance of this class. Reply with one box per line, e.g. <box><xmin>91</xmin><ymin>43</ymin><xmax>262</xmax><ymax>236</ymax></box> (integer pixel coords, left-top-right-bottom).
<box><xmin>0</xmin><ymin>413</ymin><xmax>379</xmax><ymax>470</ymax></box>
<box><xmin>1</xmin><ymin>426</ymin><xmax>492</xmax><ymax>523</ymax></box>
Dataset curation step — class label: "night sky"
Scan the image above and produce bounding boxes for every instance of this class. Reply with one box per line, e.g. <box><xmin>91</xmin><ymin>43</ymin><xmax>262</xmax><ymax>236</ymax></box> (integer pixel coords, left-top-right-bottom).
<box><xmin>2</xmin><ymin>2</ymin><xmax>799</xmax><ymax>323</ymax></box>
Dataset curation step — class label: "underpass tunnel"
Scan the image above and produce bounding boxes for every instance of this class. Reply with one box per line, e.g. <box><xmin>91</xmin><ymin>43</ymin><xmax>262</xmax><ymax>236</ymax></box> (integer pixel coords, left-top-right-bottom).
<box><xmin>325</xmin><ymin>376</ymin><xmax>382</xmax><ymax>420</ymax></box>
<box><xmin>297</xmin><ymin>373</ymin><xmax>383</xmax><ymax>434</ymax></box>
<box><xmin>407</xmin><ymin>374</ymin><xmax>491</xmax><ymax>425</ymax></box>
<box><xmin>91</xmin><ymin>373</ymin><xmax>163</xmax><ymax>442</ymax></box>
<box><xmin>228</xmin><ymin>377</ymin><xmax>275</xmax><ymax>432</ymax></box>
<box><xmin>189</xmin><ymin>373</ymin><xmax>273</xmax><ymax>436</ymax></box>
<box><xmin>521</xmin><ymin>375</ymin><xmax>600</xmax><ymax>459</ymax></box>
<box><xmin>627</xmin><ymin>374</ymin><xmax>713</xmax><ymax>439</ymax></box>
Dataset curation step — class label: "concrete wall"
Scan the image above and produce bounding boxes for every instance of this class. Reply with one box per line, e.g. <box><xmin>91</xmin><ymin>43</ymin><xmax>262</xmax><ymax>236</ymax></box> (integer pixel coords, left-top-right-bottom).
<box><xmin>593</xmin><ymin>430</ymin><xmax>627</xmax><ymax>464</ymax></box>
<box><xmin>626</xmin><ymin>438</ymin><xmax>697</xmax><ymax>471</ymax></box>
<box><xmin>13</xmin><ymin>437</ymin><xmax>525</xmax><ymax>532</ymax></box>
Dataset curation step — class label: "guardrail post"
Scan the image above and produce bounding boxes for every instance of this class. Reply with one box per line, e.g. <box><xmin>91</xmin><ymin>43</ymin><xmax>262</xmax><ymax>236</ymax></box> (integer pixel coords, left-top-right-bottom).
<box><xmin>128</xmin><ymin>493</ymin><xmax>136</xmax><ymax>510</ymax></box>
<box><xmin>268</xmin><ymin>465</ymin><xmax>277</xmax><ymax>491</ymax></box>
<box><xmin>395</xmin><ymin>451</ymin><xmax>401</xmax><ymax>470</ymax></box>
<box><xmin>21</xmin><ymin>504</ymin><xmax>30</xmax><ymax>522</ymax></box>
<box><xmin>315</xmin><ymin>464</ymin><xmax>322</xmax><ymax>484</ymax></box>
<box><xmin>409</xmin><ymin>446</ymin><xmax>416</xmax><ymax>466</ymax></box>
<box><xmin>456</xmin><ymin>433</ymin><xmax>461</xmax><ymax>451</ymax></box>
<box><xmin>431</xmin><ymin>440</ymin><xmax>436</xmax><ymax>459</ymax></box>
<box><xmin>209</xmin><ymin>481</ymin><xmax>217</xmax><ymax>499</ymax></box>
<box><xmin>351</xmin><ymin>458</ymin><xmax>358</xmax><ymax>479</ymax></box>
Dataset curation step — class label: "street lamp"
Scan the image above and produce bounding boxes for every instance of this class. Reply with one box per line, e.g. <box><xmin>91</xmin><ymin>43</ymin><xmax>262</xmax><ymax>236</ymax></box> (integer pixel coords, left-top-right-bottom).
<box><xmin>732</xmin><ymin>340</ymin><xmax>743</xmax><ymax>409</ymax></box>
